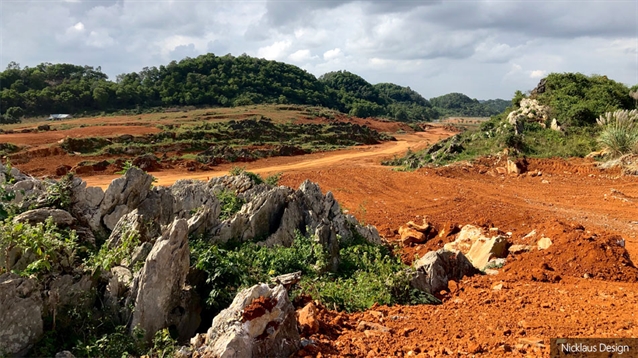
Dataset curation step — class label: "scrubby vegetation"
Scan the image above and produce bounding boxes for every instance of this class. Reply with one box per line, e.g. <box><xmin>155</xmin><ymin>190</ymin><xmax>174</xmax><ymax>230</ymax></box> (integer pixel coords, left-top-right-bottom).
<box><xmin>190</xmin><ymin>231</ymin><xmax>439</xmax><ymax>315</ymax></box>
<box><xmin>0</xmin><ymin>55</ymin><xmax>504</xmax><ymax>122</ymax></box>
<box><xmin>58</xmin><ymin>118</ymin><xmax>392</xmax><ymax>169</ymax></box>
<box><xmin>385</xmin><ymin>73</ymin><xmax>636</xmax><ymax>169</ymax></box>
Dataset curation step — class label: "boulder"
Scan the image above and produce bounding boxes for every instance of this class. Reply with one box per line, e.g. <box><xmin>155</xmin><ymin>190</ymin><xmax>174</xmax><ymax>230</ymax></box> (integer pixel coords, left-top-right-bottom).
<box><xmin>13</xmin><ymin>208</ymin><xmax>75</xmax><ymax>227</ymax></box>
<box><xmin>399</xmin><ymin>226</ymin><xmax>426</xmax><ymax>245</ymax></box>
<box><xmin>550</xmin><ymin>118</ymin><xmax>562</xmax><ymax>132</ymax></box>
<box><xmin>411</xmin><ymin>249</ymin><xmax>477</xmax><ymax>295</ymax></box>
<box><xmin>0</xmin><ymin>273</ymin><xmax>43</xmax><ymax>356</ymax></box>
<box><xmin>128</xmin><ymin>219</ymin><xmax>200</xmax><ymax>342</ymax></box>
<box><xmin>69</xmin><ymin>177</ymin><xmax>105</xmax><ymax>234</ymax></box>
<box><xmin>537</xmin><ymin>237</ymin><xmax>553</xmax><ymax>250</ymax></box>
<box><xmin>103</xmin><ymin>266</ymin><xmax>133</xmax><ymax>322</ymax></box>
<box><xmin>55</xmin><ymin>165</ymin><xmax>72</xmax><ymax>176</ymax></box>
<box><xmin>132</xmin><ymin>154</ymin><xmax>162</xmax><ymax>172</ymax></box>
<box><xmin>46</xmin><ymin>274</ymin><xmax>93</xmax><ymax>310</ymax></box>
<box><xmin>507</xmin><ymin>160</ymin><xmax>521</xmax><ymax>175</ymax></box>
<box><xmin>444</xmin><ymin>224</ymin><xmax>485</xmax><ymax>253</ymax></box>
<box><xmin>465</xmin><ymin>235</ymin><xmax>509</xmax><ymax>271</ymax></box>
<box><xmin>203</xmin><ymin>283</ymin><xmax>301</xmax><ymax>358</ymax></box>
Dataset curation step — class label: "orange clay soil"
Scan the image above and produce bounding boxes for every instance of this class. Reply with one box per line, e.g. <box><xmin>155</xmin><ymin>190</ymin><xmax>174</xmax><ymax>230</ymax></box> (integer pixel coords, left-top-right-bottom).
<box><xmin>16</xmin><ymin>124</ymin><xmax>638</xmax><ymax>357</ymax></box>
<box><xmin>0</xmin><ymin>125</ymin><xmax>161</xmax><ymax>147</ymax></box>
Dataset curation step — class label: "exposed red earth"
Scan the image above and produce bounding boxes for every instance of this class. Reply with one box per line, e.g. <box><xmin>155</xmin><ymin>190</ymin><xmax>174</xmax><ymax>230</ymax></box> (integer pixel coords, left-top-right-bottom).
<box><xmin>8</xmin><ymin>114</ymin><xmax>638</xmax><ymax>357</ymax></box>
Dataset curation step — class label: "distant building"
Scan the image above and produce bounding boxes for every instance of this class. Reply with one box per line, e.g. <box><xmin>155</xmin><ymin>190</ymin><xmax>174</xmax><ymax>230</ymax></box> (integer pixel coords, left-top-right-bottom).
<box><xmin>48</xmin><ymin>114</ymin><xmax>73</xmax><ymax>121</ymax></box>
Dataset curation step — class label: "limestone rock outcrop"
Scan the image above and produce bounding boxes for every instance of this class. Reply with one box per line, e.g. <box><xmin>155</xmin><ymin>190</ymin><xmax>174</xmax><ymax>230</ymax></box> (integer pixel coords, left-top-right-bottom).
<box><xmin>128</xmin><ymin>219</ymin><xmax>200</xmax><ymax>342</ymax></box>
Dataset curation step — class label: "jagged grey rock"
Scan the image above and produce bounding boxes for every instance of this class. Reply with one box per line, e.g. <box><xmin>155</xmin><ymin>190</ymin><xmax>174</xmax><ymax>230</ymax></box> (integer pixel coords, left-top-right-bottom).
<box><xmin>13</xmin><ymin>208</ymin><xmax>75</xmax><ymax>227</ymax></box>
<box><xmin>202</xmin><ymin>283</ymin><xmax>300</xmax><ymax>358</ymax></box>
<box><xmin>209</xmin><ymin>179</ymin><xmax>381</xmax><ymax>272</ymax></box>
<box><xmin>103</xmin><ymin>266</ymin><xmax>133</xmax><ymax>323</ymax></box>
<box><xmin>128</xmin><ymin>219</ymin><xmax>200</xmax><ymax>342</ymax></box>
<box><xmin>128</xmin><ymin>242</ymin><xmax>153</xmax><ymax>269</ymax></box>
<box><xmin>0</xmin><ymin>273</ymin><xmax>43</xmax><ymax>356</ymax></box>
<box><xmin>70</xmin><ymin>177</ymin><xmax>105</xmax><ymax>234</ymax></box>
<box><xmin>209</xmin><ymin>174</ymin><xmax>255</xmax><ymax>194</ymax></box>
<box><xmin>411</xmin><ymin>249</ymin><xmax>478</xmax><ymax>295</ymax></box>
<box><xmin>55</xmin><ymin>351</ymin><xmax>76</xmax><ymax>358</ymax></box>
<box><xmin>100</xmin><ymin>167</ymin><xmax>154</xmax><ymax>231</ymax></box>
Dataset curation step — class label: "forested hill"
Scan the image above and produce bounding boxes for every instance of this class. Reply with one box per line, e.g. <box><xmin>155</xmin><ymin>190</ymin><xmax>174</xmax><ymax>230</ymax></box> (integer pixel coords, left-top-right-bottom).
<box><xmin>0</xmin><ymin>53</ymin><xmax>506</xmax><ymax>122</ymax></box>
<box><xmin>429</xmin><ymin>93</ymin><xmax>510</xmax><ymax>118</ymax></box>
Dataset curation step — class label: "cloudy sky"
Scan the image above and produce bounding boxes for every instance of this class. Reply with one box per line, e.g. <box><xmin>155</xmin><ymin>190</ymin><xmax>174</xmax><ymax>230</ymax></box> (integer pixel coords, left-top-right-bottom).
<box><xmin>1</xmin><ymin>0</ymin><xmax>637</xmax><ymax>99</ymax></box>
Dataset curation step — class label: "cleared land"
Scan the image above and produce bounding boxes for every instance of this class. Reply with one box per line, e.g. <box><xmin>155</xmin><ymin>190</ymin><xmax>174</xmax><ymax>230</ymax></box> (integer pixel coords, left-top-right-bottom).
<box><xmin>5</xmin><ymin>108</ymin><xmax>638</xmax><ymax>357</ymax></box>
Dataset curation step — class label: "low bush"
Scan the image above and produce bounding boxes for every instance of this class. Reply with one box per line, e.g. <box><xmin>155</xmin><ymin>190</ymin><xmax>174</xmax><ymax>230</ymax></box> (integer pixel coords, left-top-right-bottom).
<box><xmin>190</xmin><ymin>231</ymin><xmax>440</xmax><ymax>317</ymax></box>
<box><xmin>216</xmin><ymin>189</ymin><xmax>245</xmax><ymax>221</ymax></box>
<box><xmin>0</xmin><ymin>217</ymin><xmax>78</xmax><ymax>276</ymax></box>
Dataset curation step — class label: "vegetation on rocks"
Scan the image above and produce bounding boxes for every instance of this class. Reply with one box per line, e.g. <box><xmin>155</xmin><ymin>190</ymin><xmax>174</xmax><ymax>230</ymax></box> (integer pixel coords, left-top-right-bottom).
<box><xmin>190</xmin><ymin>231</ymin><xmax>439</xmax><ymax>316</ymax></box>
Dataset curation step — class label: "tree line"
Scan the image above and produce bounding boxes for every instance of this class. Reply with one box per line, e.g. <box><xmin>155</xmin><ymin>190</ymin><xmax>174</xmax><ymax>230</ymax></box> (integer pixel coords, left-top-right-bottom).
<box><xmin>0</xmin><ymin>53</ymin><xmax>508</xmax><ymax>123</ymax></box>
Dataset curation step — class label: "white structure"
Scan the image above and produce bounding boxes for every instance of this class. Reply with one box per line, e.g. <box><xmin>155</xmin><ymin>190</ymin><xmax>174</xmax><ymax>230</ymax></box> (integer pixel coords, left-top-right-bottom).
<box><xmin>48</xmin><ymin>114</ymin><xmax>73</xmax><ymax>121</ymax></box>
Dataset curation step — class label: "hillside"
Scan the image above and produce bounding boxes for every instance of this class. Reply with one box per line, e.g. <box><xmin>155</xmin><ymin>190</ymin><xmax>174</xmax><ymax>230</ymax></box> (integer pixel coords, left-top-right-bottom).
<box><xmin>0</xmin><ymin>55</ymin><xmax>504</xmax><ymax>123</ymax></box>
<box><xmin>430</xmin><ymin>92</ymin><xmax>508</xmax><ymax>118</ymax></box>
<box><xmin>386</xmin><ymin>73</ymin><xmax>637</xmax><ymax>168</ymax></box>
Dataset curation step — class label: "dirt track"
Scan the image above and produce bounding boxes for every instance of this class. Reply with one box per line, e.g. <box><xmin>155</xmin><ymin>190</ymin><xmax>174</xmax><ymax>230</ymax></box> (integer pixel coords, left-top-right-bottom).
<box><xmin>82</xmin><ymin>130</ymin><xmax>451</xmax><ymax>188</ymax></box>
<box><xmin>63</xmin><ymin>128</ymin><xmax>638</xmax><ymax>356</ymax></box>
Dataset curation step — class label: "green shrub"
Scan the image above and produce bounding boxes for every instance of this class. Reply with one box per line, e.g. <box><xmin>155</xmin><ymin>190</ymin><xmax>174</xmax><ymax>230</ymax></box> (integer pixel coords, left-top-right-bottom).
<box><xmin>0</xmin><ymin>217</ymin><xmax>78</xmax><ymax>276</ymax></box>
<box><xmin>190</xmin><ymin>231</ymin><xmax>439</xmax><ymax>317</ymax></box>
<box><xmin>149</xmin><ymin>328</ymin><xmax>178</xmax><ymax>358</ymax></box>
<box><xmin>229</xmin><ymin>166</ymin><xmax>265</xmax><ymax>184</ymax></box>
<box><xmin>115</xmin><ymin>160</ymin><xmax>135</xmax><ymax>175</ymax></box>
<box><xmin>264</xmin><ymin>172</ymin><xmax>282</xmax><ymax>186</ymax></box>
<box><xmin>42</xmin><ymin>174</ymin><xmax>74</xmax><ymax>211</ymax></box>
<box><xmin>216</xmin><ymin>189</ymin><xmax>245</xmax><ymax>221</ymax></box>
<box><xmin>0</xmin><ymin>180</ymin><xmax>17</xmax><ymax>221</ymax></box>
<box><xmin>86</xmin><ymin>225</ymin><xmax>141</xmax><ymax>273</ymax></box>
<box><xmin>72</xmin><ymin>326</ymin><xmax>146</xmax><ymax>358</ymax></box>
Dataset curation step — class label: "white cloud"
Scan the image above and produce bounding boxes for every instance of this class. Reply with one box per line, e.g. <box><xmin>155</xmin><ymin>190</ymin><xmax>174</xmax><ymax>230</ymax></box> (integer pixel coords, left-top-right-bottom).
<box><xmin>257</xmin><ymin>40</ymin><xmax>291</xmax><ymax>60</ymax></box>
<box><xmin>71</xmin><ymin>22</ymin><xmax>85</xmax><ymax>32</ymax></box>
<box><xmin>323</xmin><ymin>48</ymin><xmax>343</xmax><ymax>61</ymax></box>
<box><xmin>529</xmin><ymin>70</ymin><xmax>547</xmax><ymax>79</ymax></box>
<box><xmin>87</xmin><ymin>31</ymin><xmax>116</xmax><ymax>48</ymax></box>
<box><xmin>288</xmin><ymin>49</ymin><xmax>314</xmax><ymax>62</ymax></box>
